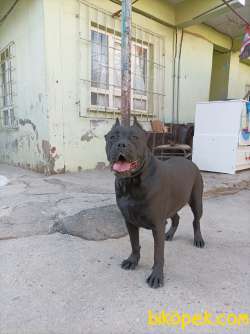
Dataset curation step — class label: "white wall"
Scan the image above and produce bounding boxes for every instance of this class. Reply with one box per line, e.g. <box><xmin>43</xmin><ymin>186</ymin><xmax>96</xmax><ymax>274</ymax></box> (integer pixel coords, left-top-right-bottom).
<box><xmin>0</xmin><ymin>0</ymin><xmax>48</xmax><ymax>171</ymax></box>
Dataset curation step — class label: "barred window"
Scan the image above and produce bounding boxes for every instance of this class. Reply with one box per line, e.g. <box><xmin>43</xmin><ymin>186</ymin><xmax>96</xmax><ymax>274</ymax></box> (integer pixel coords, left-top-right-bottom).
<box><xmin>0</xmin><ymin>42</ymin><xmax>16</xmax><ymax>128</ymax></box>
<box><xmin>90</xmin><ymin>29</ymin><xmax>148</xmax><ymax>111</ymax></box>
<box><xmin>79</xmin><ymin>1</ymin><xmax>165</xmax><ymax>119</ymax></box>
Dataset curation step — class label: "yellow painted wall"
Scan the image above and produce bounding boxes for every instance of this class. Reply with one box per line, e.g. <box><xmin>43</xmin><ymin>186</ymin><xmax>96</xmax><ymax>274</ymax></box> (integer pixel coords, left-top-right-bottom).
<box><xmin>185</xmin><ymin>24</ymin><xmax>232</xmax><ymax>50</ymax></box>
<box><xmin>178</xmin><ymin>32</ymin><xmax>214</xmax><ymax>123</ymax></box>
<box><xmin>228</xmin><ymin>52</ymin><xmax>250</xmax><ymax>99</ymax></box>
<box><xmin>175</xmin><ymin>0</ymin><xmax>226</xmax><ymax>26</ymax></box>
<box><xmin>133</xmin><ymin>0</ymin><xmax>175</xmax><ymax>26</ymax></box>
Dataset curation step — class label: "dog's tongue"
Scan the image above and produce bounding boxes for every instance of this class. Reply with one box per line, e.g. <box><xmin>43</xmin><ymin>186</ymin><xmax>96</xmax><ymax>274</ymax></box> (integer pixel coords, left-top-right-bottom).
<box><xmin>113</xmin><ymin>161</ymin><xmax>132</xmax><ymax>172</ymax></box>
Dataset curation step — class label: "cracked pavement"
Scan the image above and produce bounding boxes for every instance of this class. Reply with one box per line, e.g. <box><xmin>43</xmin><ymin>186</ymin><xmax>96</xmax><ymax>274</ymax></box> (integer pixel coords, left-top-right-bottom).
<box><xmin>0</xmin><ymin>164</ymin><xmax>250</xmax><ymax>334</ymax></box>
<box><xmin>1</xmin><ymin>164</ymin><xmax>250</xmax><ymax>240</ymax></box>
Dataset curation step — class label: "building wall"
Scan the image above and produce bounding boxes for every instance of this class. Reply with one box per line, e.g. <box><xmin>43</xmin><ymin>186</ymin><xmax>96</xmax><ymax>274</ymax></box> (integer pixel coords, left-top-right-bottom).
<box><xmin>228</xmin><ymin>52</ymin><xmax>250</xmax><ymax>99</ymax></box>
<box><xmin>177</xmin><ymin>32</ymin><xmax>213</xmax><ymax>123</ymax></box>
<box><xmin>2</xmin><ymin>0</ymin><xmax>246</xmax><ymax>172</ymax></box>
<box><xmin>43</xmin><ymin>0</ymin><xmax>111</xmax><ymax>172</ymax></box>
<box><xmin>42</xmin><ymin>0</ymin><xmax>175</xmax><ymax>171</ymax></box>
<box><xmin>0</xmin><ymin>0</ymin><xmax>49</xmax><ymax>171</ymax></box>
<box><xmin>42</xmin><ymin>0</ymin><xmax>223</xmax><ymax>171</ymax></box>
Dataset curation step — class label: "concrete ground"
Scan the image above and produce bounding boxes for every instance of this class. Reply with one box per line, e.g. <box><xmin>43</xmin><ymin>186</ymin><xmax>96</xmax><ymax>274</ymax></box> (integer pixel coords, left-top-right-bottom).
<box><xmin>0</xmin><ymin>164</ymin><xmax>250</xmax><ymax>334</ymax></box>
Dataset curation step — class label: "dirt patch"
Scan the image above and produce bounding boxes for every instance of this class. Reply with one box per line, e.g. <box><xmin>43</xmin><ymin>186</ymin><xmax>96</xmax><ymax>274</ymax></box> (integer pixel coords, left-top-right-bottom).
<box><xmin>204</xmin><ymin>180</ymin><xmax>250</xmax><ymax>198</ymax></box>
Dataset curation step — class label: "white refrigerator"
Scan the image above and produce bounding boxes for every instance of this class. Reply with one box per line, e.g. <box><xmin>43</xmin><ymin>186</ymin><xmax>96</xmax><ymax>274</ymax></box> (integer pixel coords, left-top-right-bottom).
<box><xmin>192</xmin><ymin>100</ymin><xmax>250</xmax><ymax>174</ymax></box>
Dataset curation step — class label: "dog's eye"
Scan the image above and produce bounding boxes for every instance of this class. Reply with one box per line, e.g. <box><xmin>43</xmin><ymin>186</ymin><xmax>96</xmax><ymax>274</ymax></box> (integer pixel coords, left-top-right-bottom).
<box><xmin>132</xmin><ymin>135</ymin><xmax>138</xmax><ymax>140</ymax></box>
<box><xmin>110</xmin><ymin>135</ymin><xmax>115</xmax><ymax>140</ymax></box>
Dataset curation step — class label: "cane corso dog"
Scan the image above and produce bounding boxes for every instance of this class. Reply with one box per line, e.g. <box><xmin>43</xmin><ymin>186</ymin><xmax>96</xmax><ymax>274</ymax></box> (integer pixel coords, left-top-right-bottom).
<box><xmin>105</xmin><ymin>117</ymin><xmax>205</xmax><ymax>288</ymax></box>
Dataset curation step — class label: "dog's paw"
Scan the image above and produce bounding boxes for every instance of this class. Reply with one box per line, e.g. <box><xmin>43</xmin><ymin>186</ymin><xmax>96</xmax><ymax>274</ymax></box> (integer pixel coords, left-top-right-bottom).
<box><xmin>194</xmin><ymin>236</ymin><xmax>205</xmax><ymax>248</ymax></box>
<box><xmin>121</xmin><ymin>255</ymin><xmax>139</xmax><ymax>270</ymax></box>
<box><xmin>165</xmin><ymin>231</ymin><xmax>174</xmax><ymax>241</ymax></box>
<box><xmin>146</xmin><ymin>269</ymin><xmax>164</xmax><ymax>288</ymax></box>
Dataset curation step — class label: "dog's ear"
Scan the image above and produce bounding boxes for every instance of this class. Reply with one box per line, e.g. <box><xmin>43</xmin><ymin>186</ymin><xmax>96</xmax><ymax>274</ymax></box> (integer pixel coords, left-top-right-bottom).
<box><xmin>113</xmin><ymin>118</ymin><xmax>120</xmax><ymax>128</ymax></box>
<box><xmin>133</xmin><ymin>116</ymin><xmax>144</xmax><ymax>131</ymax></box>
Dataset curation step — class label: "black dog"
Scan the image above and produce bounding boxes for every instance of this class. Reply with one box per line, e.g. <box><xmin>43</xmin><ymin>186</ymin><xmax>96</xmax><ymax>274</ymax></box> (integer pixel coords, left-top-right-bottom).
<box><xmin>105</xmin><ymin>117</ymin><xmax>205</xmax><ymax>288</ymax></box>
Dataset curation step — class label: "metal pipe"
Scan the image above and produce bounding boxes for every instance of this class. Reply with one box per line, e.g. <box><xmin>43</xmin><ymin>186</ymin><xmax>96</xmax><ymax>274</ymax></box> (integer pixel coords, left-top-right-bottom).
<box><xmin>176</xmin><ymin>29</ymin><xmax>184</xmax><ymax>124</ymax></box>
<box><xmin>121</xmin><ymin>0</ymin><xmax>132</xmax><ymax>126</ymax></box>
<box><xmin>172</xmin><ymin>28</ymin><xmax>178</xmax><ymax>125</ymax></box>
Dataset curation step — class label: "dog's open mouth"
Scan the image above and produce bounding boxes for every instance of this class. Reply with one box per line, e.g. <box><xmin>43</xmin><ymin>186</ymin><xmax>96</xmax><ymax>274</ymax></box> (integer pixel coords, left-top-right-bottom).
<box><xmin>112</xmin><ymin>154</ymin><xmax>139</xmax><ymax>173</ymax></box>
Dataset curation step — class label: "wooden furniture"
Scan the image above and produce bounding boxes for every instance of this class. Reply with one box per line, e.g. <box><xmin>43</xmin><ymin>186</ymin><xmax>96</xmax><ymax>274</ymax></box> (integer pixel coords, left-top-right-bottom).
<box><xmin>150</xmin><ymin>120</ymin><xmax>167</xmax><ymax>133</ymax></box>
<box><xmin>153</xmin><ymin>143</ymin><xmax>192</xmax><ymax>160</ymax></box>
<box><xmin>148</xmin><ymin>120</ymin><xmax>193</xmax><ymax>160</ymax></box>
<box><xmin>146</xmin><ymin>120</ymin><xmax>171</xmax><ymax>150</ymax></box>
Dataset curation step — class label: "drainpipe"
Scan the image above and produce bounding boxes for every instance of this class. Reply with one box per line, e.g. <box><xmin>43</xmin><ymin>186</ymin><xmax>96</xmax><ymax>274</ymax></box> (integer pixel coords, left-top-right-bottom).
<box><xmin>176</xmin><ymin>29</ymin><xmax>184</xmax><ymax>124</ymax></box>
<box><xmin>172</xmin><ymin>28</ymin><xmax>178</xmax><ymax>125</ymax></box>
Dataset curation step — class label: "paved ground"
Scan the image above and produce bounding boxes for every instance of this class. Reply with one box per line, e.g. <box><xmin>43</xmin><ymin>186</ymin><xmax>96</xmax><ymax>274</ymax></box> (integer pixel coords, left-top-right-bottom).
<box><xmin>1</xmin><ymin>163</ymin><xmax>250</xmax><ymax>240</ymax></box>
<box><xmin>0</xmin><ymin>164</ymin><xmax>250</xmax><ymax>334</ymax></box>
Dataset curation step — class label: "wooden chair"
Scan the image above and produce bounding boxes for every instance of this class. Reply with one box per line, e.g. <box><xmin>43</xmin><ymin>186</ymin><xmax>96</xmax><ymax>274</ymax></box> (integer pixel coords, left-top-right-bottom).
<box><xmin>150</xmin><ymin>120</ymin><xmax>166</xmax><ymax>133</ymax></box>
<box><xmin>150</xmin><ymin>120</ymin><xmax>193</xmax><ymax>160</ymax></box>
<box><xmin>146</xmin><ymin>120</ymin><xmax>171</xmax><ymax>150</ymax></box>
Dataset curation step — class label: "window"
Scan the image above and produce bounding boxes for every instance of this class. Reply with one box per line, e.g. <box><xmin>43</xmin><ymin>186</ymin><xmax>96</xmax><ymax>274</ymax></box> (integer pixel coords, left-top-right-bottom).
<box><xmin>0</xmin><ymin>43</ymin><xmax>16</xmax><ymax>128</ymax></box>
<box><xmin>91</xmin><ymin>30</ymin><xmax>109</xmax><ymax>107</ymax></box>
<box><xmin>90</xmin><ymin>29</ymin><xmax>148</xmax><ymax>112</ymax></box>
<box><xmin>79</xmin><ymin>1</ymin><xmax>165</xmax><ymax>119</ymax></box>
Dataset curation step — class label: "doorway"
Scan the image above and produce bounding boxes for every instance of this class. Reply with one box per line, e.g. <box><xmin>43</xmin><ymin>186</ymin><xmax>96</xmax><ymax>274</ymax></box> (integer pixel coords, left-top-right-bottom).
<box><xmin>209</xmin><ymin>48</ymin><xmax>230</xmax><ymax>101</ymax></box>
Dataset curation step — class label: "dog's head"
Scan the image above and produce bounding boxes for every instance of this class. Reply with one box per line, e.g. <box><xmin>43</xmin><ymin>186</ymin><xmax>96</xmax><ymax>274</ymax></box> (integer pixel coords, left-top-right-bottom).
<box><xmin>105</xmin><ymin>117</ymin><xmax>149</xmax><ymax>177</ymax></box>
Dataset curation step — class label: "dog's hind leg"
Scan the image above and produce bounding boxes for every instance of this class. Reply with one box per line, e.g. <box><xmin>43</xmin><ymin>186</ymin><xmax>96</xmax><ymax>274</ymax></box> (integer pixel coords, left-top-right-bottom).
<box><xmin>189</xmin><ymin>175</ymin><xmax>205</xmax><ymax>248</ymax></box>
<box><xmin>165</xmin><ymin>213</ymin><xmax>180</xmax><ymax>241</ymax></box>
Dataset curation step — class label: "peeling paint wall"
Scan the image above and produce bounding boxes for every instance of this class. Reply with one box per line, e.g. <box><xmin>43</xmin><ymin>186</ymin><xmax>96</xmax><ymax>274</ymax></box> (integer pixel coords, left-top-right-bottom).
<box><xmin>1</xmin><ymin>0</ymin><xmax>248</xmax><ymax>172</ymax></box>
<box><xmin>42</xmin><ymin>0</ymin><xmax>172</xmax><ymax>172</ymax></box>
<box><xmin>41</xmin><ymin>0</ymin><xmax>219</xmax><ymax>172</ymax></box>
<box><xmin>0</xmin><ymin>0</ymin><xmax>49</xmax><ymax>172</ymax></box>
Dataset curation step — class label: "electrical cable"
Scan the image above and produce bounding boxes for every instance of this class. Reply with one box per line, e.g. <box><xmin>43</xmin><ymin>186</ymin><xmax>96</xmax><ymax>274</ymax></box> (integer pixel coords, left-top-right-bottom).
<box><xmin>0</xmin><ymin>0</ymin><xmax>19</xmax><ymax>25</ymax></box>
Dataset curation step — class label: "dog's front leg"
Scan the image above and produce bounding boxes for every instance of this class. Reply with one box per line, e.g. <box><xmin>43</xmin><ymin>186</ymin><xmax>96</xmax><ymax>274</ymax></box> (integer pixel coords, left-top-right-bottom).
<box><xmin>147</xmin><ymin>224</ymin><xmax>165</xmax><ymax>288</ymax></box>
<box><xmin>121</xmin><ymin>222</ymin><xmax>140</xmax><ymax>270</ymax></box>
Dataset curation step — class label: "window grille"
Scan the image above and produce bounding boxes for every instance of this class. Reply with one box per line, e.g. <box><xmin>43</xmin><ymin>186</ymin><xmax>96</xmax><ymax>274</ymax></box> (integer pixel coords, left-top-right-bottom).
<box><xmin>79</xmin><ymin>1</ymin><xmax>165</xmax><ymax>119</ymax></box>
<box><xmin>0</xmin><ymin>42</ymin><xmax>17</xmax><ymax>128</ymax></box>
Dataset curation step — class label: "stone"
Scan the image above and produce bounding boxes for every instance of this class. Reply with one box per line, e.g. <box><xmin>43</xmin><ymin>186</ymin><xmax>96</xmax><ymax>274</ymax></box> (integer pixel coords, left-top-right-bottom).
<box><xmin>50</xmin><ymin>204</ymin><xmax>127</xmax><ymax>240</ymax></box>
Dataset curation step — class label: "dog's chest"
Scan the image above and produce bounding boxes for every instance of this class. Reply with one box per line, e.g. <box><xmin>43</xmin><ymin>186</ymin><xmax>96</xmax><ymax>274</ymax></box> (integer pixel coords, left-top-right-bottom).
<box><xmin>116</xmin><ymin>179</ymin><xmax>153</xmax><ymax>229</ymax></box>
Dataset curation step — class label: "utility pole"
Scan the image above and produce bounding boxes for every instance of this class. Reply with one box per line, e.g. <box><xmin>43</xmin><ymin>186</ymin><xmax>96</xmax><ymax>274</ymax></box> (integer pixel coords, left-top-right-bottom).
<box><xmin>120</xmin><ymin>0</ymin><xmax>132</xmax><ymax>126</ymax></box>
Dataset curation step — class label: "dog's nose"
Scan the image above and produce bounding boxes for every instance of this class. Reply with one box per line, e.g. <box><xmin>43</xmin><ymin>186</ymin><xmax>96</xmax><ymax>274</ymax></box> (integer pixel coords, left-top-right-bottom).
<box><xmin>117</xmin><ymin>142</ymin><xmax>127</xmax><ymax>148</ymax></box>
